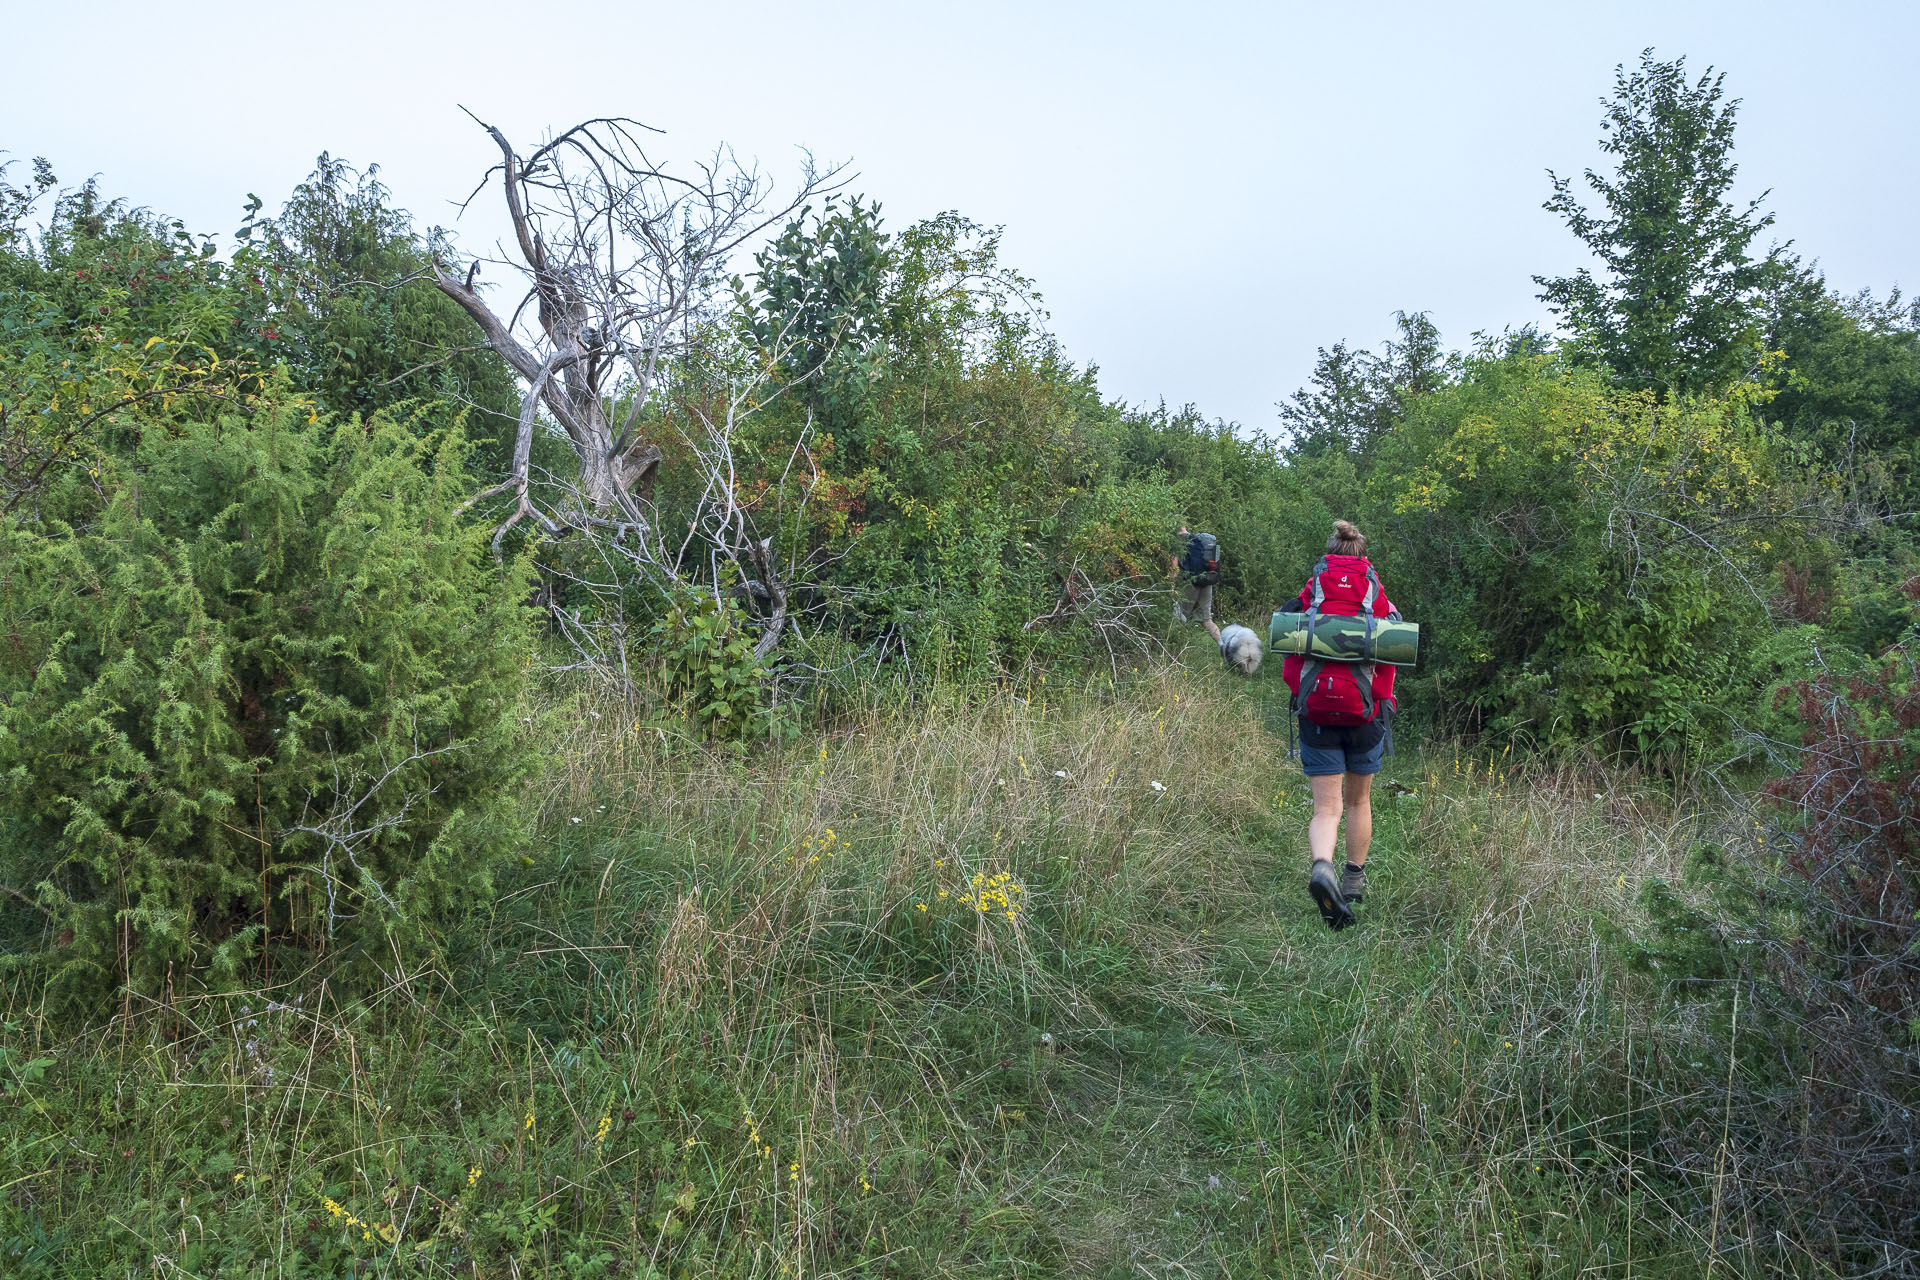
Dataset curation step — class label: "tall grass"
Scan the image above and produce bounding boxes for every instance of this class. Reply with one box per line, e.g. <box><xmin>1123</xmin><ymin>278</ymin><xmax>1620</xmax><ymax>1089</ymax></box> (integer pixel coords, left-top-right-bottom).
<box><xmin>0</xmin><ymin>660</ymin><xmax>1825</xmax><ymax>1277</ymax></box>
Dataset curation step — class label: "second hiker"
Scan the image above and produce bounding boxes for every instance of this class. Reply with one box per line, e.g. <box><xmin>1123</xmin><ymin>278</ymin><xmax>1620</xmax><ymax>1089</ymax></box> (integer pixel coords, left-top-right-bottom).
<box><xmin>1173</xmin><ymin>525</ymin><xmax>1223</xmax><ymax>643</ymax></box>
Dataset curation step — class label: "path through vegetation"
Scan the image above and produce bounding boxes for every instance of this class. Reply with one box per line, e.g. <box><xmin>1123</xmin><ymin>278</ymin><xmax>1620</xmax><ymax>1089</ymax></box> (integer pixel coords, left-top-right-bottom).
<box><xmin>3</xmin><ymin>657</ymin><xmax>1762</xmax><ymax>1277</ymax></box>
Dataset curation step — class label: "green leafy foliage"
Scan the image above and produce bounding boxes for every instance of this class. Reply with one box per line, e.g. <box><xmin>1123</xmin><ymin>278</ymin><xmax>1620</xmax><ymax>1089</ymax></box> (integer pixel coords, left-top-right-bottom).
<box><xmin>1535</xmin><ymin>50</ymin><xmax>1779</xmax><ymax>397</ymax></box>
<box><xmin>737</xmin><ymin>196</ymin><xmax>892</xmax><ymax>442</ymax></box>
<box><xmin>1763</xmin><ymin>258</ymin><xmax>1920</xmax><ymax>506</ymax></box>
<box><xmin>1278</xmin><ymin>310</ymin><xmax>1449</xmax><ymax>460</ymax></box>
<box><xmin>0</xmin><ymin>162</ymin><xmax>285</xmax><ymax>519</ymax></box>
<box><xmin>683</xmin><ymin>204</ymin><xmax>1191</xmax><ymax>684</ymax></box>
<box><xmin>0</xmin><ymin>397</ymin><xmax>536</xmax><ymax>1000</ymax></box>
<box><xmin>238</xmin><ymin>153</ymin><xmax>523</xmax><ymax>469</ymax></box>
<box><xmin>648</xmin><ymin>586</ymin><xmax>778</xmax><ymax>741</ymax></box>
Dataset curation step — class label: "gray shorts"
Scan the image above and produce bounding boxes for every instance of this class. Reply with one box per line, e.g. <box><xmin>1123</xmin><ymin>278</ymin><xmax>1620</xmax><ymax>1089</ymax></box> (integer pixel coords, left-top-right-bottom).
<box><xmin>1299</xmin><ymin>716</ymin><xmax>1387</xmax><ymax>777</ymax></box>
<box><xmin>1179</xmin><ymin>582</ymin><xmax>1213</xmax><ymax>624</ymax></box>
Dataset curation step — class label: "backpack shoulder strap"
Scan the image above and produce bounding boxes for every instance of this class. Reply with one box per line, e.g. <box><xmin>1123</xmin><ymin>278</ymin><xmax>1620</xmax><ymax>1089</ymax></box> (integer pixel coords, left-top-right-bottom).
<box><xmin>1305</xmin><ymin>557</ymin><xmax>1329</xmax><ymax>657</ymax></box>
<box><xmin>1361</xmin><ymin>565</ymin><xmax>1380</xmax><ymax>658</ymax></box>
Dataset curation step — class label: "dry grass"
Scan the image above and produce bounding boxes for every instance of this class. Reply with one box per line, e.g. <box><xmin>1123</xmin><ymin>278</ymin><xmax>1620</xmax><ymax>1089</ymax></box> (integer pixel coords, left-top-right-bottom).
<box><xmin>532</xmin><ymin>664</ymin><xmax>1281</xmax><ymax>1039</ymax></box>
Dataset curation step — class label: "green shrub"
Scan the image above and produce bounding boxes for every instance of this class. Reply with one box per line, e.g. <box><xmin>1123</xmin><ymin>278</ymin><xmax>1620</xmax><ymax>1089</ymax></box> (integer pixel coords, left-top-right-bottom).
<box><xmin>0</xmin><ymin>398</ymin><xmax>536</xmax><ymax>1000</ymax></box>
<box><xmin>647</xmin><ymin>585</ymin><xmax>780</xmax><ymax>741</ymax></box>
<box><xmin>1367</xmin><ymin>349</ymin><xmax>1787</xmax><ymax>753</ymax></box>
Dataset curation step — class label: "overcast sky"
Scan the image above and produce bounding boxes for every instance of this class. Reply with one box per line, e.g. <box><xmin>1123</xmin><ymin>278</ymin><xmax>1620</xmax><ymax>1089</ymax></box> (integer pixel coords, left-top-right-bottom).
<box><xmin>5</xmin><ymin>0</ymin><xmax>1915</xmax><ymax>430</ymax></box>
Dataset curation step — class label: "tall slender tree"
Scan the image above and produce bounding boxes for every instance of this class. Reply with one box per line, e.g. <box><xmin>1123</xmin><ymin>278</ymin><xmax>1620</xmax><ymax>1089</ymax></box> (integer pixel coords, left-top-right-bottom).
<box><xmin>1536</xmin><ymin>50</ymin><xmax>1780</xmax><ymax>397</ymax></box>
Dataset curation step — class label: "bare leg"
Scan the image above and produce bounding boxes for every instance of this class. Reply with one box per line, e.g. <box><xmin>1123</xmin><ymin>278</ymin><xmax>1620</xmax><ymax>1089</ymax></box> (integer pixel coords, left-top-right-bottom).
<box><xmin>1205</xmin><ymin>620</ymin><xmax>1221</xmax><ymax>642</ymax></box>
<box><xmin>1308</xmin><ymin>773</ymin><xmax>1344</xmax><ymax>864</ymax></box>
<box><xmin>1342</xmin><ymin>772</ymin><xmax>1373</xmax><ymax>866</ymax></box>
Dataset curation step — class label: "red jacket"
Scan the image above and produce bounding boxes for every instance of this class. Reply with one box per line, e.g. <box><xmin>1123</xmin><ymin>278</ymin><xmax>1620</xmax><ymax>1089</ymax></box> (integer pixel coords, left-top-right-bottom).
<box><xmin>1280</xmin><ymin>554</ymin><xmax>1397</xmax><ymax>713</ymax></box>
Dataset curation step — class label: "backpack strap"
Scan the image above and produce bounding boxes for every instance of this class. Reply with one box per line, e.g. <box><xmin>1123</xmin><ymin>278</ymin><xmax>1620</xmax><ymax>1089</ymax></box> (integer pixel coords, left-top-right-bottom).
<box><xmin>1362</xmin><ymin>563</ymin><xmax>1392</xmax><ymax>721</ymax></box>
<box><xmin>1295</xmin><ymin>558</ymin><xmax>1330</xmax><ymax>721</ymax></box>
<box><xmin>1360</xmin><ymin>564</ymin><xmax>1380</xmax><ymax>661</ymax></box>
<box><xmin>1305</xmin><ymin>557</ymin><xmax>1328</xmax><ymax>657</ymax></box>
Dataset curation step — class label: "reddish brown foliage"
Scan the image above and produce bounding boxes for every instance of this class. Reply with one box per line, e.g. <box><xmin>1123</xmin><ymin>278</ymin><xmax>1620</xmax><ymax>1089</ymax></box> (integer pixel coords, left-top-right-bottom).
<box><xmin>1763</xmin><ymin>649</ymin><xmax>1920</xmax><ymax>1015</ymax></box>
<box><xmin>1752</xmin><ymin>648</ymin><xmax>1920</xmax><ymax>1260</ymax></box>
<box><xmin>1772</xmin><ymin>561</ymin><xmax>1832</xmax><ymax>624</ymax></box>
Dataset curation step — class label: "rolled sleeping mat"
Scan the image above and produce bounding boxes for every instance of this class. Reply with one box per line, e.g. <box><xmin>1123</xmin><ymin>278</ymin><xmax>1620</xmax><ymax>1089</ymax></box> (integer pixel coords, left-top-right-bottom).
<box><xmin>1268</xmin><ymin>611</ymin><xmax>1419</xmax><ymax>667</ymax></box>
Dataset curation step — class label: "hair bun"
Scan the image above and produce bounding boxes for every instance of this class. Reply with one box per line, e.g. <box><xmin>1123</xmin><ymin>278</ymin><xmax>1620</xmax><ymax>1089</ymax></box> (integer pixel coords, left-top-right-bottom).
<box><xmin>1325</xmin><ymin>518</ymin><xmax>1368</xmax><ymax>556</ymax></box>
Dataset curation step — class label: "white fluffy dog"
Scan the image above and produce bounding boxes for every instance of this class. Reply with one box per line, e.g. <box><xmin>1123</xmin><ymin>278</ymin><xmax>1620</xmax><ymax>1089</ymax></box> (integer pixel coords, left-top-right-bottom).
<box><xmin>1218</xmin><ymin>623</ymin><xmax>1263</xmax><ymax>676</ymax></box>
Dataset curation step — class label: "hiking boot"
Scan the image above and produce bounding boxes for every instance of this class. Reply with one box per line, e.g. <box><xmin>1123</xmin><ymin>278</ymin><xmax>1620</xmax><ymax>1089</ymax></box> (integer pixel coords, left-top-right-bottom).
<box><xmin>1339</xmin><ymin>862</ymin><xmax>1368</xmax><ymax>903</ymax></box>
<box><xmin>1308</xmin><ymin>860</ymin><xmax>1353</xmax><ymax>931</ymax></box>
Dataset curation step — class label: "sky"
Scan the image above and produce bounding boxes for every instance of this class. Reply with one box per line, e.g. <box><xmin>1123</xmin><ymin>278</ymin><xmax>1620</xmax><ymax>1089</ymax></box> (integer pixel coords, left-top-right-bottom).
<box><xmin>3</xmin><ymin>0</ymin><xmax>1915</xmax><ymax>431</ymax></box>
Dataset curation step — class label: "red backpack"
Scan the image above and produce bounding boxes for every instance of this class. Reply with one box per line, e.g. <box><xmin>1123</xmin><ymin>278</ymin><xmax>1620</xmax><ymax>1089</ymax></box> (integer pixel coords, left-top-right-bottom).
<box><xmin>1287</xmin><ymin>556</ymin><xmax>1393</xmax><ymax>727</ymax></box>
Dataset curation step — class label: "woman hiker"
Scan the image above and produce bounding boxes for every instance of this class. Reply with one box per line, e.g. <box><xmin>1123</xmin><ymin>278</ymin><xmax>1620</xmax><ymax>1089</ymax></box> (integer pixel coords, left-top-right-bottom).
<box><xmin>1279</xmin><ymin>520</ymin><xmax>1397</xmax><ymax>931</ymax></box>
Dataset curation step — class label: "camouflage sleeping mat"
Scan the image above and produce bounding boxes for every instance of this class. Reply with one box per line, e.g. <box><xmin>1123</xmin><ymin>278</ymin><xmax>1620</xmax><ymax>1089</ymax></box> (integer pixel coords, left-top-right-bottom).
<box><xmin>1268</xmin><ymin>612</ymin><xmax>1419</xmax><ymax>666</ymax></box>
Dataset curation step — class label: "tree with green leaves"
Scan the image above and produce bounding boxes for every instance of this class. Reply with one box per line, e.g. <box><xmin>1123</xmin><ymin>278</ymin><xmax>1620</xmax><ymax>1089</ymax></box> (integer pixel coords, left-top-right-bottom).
<box><xmin>739</xmin><ymin>196</ymin><xmax>891</xmax><ymax>446</ymax></box>
<box><xmin>1763</xmin><ymin>257</ymin><xmax>1920</xmax><ymax>477</ymax></box>
<box><xmin>1278</xmin><ymin>310</ymin><xmax>1446</xmax><ymax>460</ymax></box>
<box><xmin>1366</xmin><ymin>343</ymin><xmax>1791</xmax><ymax>751</ymax></box>
<box><xmin>239</xmin><ymin>154</ymin><xmax>522</xmax><ymax>469</ymax></box>
<box><xmin>1536</xmin><ymin>50</ymin><xmax>1780</xmax><ymax>397</ymax></box>
<box><xmin>0</xmin><ymin>160</ymin><xmax>280</xmax><ymax>521</ymax></box>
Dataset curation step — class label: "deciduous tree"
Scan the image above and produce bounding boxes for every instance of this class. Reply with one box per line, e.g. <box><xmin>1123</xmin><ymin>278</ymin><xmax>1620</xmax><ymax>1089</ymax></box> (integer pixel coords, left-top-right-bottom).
<box><xmin>1536</xmin><ymin>50</ymin><xmax>1779</xmax><ymax>397</ymax></box>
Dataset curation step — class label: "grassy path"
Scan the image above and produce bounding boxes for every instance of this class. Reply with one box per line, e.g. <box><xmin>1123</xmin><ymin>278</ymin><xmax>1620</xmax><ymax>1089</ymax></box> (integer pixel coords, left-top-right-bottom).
<box><xmin>907</xmin><ymin>663</ymin><xmax>1739</xmax><ymax>1277</ymax></box>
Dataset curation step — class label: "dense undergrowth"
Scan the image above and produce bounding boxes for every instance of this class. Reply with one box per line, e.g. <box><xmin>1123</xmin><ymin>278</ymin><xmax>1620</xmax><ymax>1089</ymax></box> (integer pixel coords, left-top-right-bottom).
<box><xmin>1</xmin><ymin>653</ymin><xmax>1830</xmax><ymax>1278</ymax></box>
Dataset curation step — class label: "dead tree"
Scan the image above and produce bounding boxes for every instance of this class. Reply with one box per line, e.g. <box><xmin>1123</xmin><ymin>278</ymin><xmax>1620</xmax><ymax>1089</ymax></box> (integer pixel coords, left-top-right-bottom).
<box><xmin>1023</xmin><ymin>561</ymin><xmax>1168</xmax><ymax>677</ymax></box>
<box><xmin>428</xmin><ymin>114</ymin><xmax>849</xmax><ymax>673</ymax></box>
<box><xmin>431</xmin><ymin>113</ymin><xmax>846</xmax><ymax>541</ymax></box>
